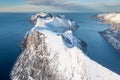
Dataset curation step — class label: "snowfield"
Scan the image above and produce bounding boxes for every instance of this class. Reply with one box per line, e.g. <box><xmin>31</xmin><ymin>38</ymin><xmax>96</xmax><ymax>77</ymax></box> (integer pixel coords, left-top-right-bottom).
<box><xmin>97</xmin><ymin>13</ymin><xmax>120</xmax><ymax>24</ymax></box>
<box><xmin>11</xmin><ymin>12</ymin><xmax>120</xmax><ymax>80</ymax></box>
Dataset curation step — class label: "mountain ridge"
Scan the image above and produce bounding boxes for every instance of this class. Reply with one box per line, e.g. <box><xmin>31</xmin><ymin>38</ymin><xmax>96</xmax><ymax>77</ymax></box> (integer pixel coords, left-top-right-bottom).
<box><xmin>11</xmin><ymin>12</ymin><xmax>120</xmax><ymax>80</ymax></box>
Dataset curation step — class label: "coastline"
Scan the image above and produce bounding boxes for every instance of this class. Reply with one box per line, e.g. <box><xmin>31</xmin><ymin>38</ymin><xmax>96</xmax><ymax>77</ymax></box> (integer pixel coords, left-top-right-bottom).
<box><xmin>11</xmin><ymin>12</ymin><xmax>120</xmax><ymax>80</ymax></box>
<box><xmin>97</xmin><ymin>13</ymin><xmax>120</xmax><ymax>53</ymax></box>
<box><xmin>99</xmin><ymin>29</ymin><xmax>120</xmax><ymax>53</ymax></box>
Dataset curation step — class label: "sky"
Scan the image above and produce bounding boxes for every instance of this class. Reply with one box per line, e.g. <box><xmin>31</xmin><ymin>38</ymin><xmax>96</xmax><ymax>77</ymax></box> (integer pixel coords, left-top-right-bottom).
<box><xmin>0</xmin><ymin>0</ymin><xmax>120</xmax><ymax>12</ymax></box>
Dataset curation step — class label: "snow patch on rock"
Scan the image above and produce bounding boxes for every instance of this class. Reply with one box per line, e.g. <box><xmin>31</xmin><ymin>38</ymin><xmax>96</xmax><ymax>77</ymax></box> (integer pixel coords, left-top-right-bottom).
<box><xmin>97</xmin><ymin>13</ymin><xmax>120</xmax><ymax>24</ymax></box>
<box><xmin>97</xmin><ymin>13</ymin><xmax>120</xmax><ymax>52</ymax></box>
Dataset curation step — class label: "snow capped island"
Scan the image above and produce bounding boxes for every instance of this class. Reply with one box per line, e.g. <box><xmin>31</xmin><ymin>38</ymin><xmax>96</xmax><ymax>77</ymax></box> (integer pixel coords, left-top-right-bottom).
<box><xmin>11</xmin><ymin>12</ymin><xmax>120</xmax><ymax>80</ymax></box>
<box><xmin>97</xmin><ymin>13</ymin><xmax>120</xmax><ymax>24</ymax></box>
<box><xmin>97</xmin><ymin>13</ymin><xmax>120</xmax><ymax>52</ymax></box>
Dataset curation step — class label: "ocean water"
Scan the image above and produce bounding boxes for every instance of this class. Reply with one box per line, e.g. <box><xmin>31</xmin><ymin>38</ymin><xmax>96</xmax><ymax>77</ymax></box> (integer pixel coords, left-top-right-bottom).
<box><xmin>0</xmin><ymin>13</ymin><xmax>120</xmax><ymax>80</ymax></box>
<box><xmin>0</xmin><ymin>13</ymin><xmax>34</xmax><ymax>80</ymax></box>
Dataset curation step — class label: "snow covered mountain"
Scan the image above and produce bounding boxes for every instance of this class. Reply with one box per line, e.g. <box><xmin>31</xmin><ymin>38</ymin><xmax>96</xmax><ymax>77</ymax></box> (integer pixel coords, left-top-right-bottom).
<box><xmin>97</xmin><ymin>13</ymin><xmax>120</xmax><ymax>52</ymax></box>
<box><xmin>11</xmin><ymin>12</ymin><xmax>120</xmax><ymax>80</ymax></box>
<box><xmin>97</xmin><ymin>13</ymin><xmax>120</xmax><ymax>24</ymax></box>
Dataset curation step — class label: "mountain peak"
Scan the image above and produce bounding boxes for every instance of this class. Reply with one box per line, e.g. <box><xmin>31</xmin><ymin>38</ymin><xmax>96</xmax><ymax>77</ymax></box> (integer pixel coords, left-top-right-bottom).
<box><xmin>11</xmin><ymin>12</ymin><xmax>120</xmax><ymax>80</ymax></box>
<box><xmin>31</xmin><ymin>12</ymin><xmax>78</xmax><ymax>33</ymax></box>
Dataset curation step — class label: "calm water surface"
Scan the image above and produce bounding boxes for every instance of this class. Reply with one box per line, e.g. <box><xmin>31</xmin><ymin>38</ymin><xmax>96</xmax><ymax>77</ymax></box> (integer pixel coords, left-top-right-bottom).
<box><xmin>70</xmin><ymin>13</ymin><xmax>120</xmax><ymax>75</ymax></box>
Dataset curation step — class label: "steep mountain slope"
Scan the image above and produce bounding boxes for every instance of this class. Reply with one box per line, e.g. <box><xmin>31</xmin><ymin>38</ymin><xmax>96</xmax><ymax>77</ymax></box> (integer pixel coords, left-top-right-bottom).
<box><xmin>11</xmin><ymin>12</ymin><xmax>120</xmax><ymax>80</ymax></box>
<box><xmin>97</xmin><ymin>13</ymin><xmax>120</xmax><ymax>52</ymax></box>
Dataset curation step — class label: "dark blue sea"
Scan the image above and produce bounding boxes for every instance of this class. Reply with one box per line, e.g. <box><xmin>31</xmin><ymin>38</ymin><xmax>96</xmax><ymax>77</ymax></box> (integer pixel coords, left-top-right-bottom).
<box><xmin>0</xmin><ymin>13</ymin><xmax>120</xmax><ymax>80</ymax></box>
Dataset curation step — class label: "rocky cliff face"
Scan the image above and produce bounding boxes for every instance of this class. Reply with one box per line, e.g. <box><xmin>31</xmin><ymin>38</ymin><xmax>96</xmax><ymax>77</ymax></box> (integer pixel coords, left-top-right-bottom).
<box><xmin>100</xmin><ymin>29</ymin><xmax>120</xmax><ymax>52</ymax></box>
<box><xmin>97</xmin><ymin>13</ymin><xmax>120</xmax><ymax>52</ymax></box>
<box><xmin>11</xmin><ymin>12</ymin><xmax>120</xmax><ymax>80</ymax></box>
<box><xmin>11</xmin><ymin>30</ymin><xmax>88</xmax><ymax>80</ymax></box>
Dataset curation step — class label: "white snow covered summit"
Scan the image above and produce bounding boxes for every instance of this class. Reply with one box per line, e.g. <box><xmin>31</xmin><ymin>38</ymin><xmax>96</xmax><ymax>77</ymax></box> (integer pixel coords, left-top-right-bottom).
<box><xmin>11</xmin><ymin>12</ymin><xmax>120</xmax><ymax>80</ymax></box>
<box><xmin>97</xmin><ymin>13</ymin><xmax>120</xmax><ymax>24</ymax></box>
<box><xmin>31</xmin><ymin>12</ymin><xmax>78</xmax><ymax>33</ymax></box>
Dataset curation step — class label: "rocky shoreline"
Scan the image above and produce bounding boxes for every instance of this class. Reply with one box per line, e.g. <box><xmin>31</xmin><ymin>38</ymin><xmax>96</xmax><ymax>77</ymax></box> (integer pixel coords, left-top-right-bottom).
<box><xmin>99</xmin><ymin>29</ymin><xmax>120</xmax><ymax>52</ymax></box>
<box><xmin>97</xmin><ymin>13</ymin><xmax>120</xmax><ymax>53</ymax></box>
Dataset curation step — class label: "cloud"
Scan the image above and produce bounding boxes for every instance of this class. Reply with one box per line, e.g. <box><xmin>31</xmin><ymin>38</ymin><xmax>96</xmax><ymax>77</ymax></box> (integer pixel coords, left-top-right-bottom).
<box><xmin>26</xmin><ymin>0</ymin><xmax>65</xmax><ymax>6</ymax></box>
<box><xmin>1</xmin><ymin>0</ymin><xmax>119</xmax><ymax>12</ymax></box>
<box><xmin>0</xmin><ymin>5</ymin><xmax>81</xmax><ymax>12</ymax></box>
<box><xmin>26</xmin><ymin>0</ymin><xmax>99</xmax><ymax>12</ymax></box>
<box><xmin>99</xmin><ymin>5</ymin><xmax>120</xmax><ymax>12</ymax></box>
<box><xmin>0</xmin><ymin>5</ymin><xmax>38</xmax><ymax>12</ymax></box>
<box><xmin>90</xmin><ymin>2</ymin><xmax>120</xmax><ymax>12</ymax></box>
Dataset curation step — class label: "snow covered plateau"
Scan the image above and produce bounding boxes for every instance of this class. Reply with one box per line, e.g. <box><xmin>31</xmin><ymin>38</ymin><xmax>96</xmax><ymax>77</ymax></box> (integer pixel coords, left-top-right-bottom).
<box><xmin>97</xmin><ymin>13</ymin><xmax>120</xmax><ymax>52</ymax></box>
<box><xmin>11</xmin><ymin>12</ymin><xmax>120</xmax><ymax>80</ymax></box>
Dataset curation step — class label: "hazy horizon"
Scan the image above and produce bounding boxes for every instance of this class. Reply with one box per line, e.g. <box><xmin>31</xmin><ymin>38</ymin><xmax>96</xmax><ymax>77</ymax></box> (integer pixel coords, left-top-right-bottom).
<box><xmin>0</xmin><ymin>0</ymin><xmax>120</xmax><ymax>12</ymax></box>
